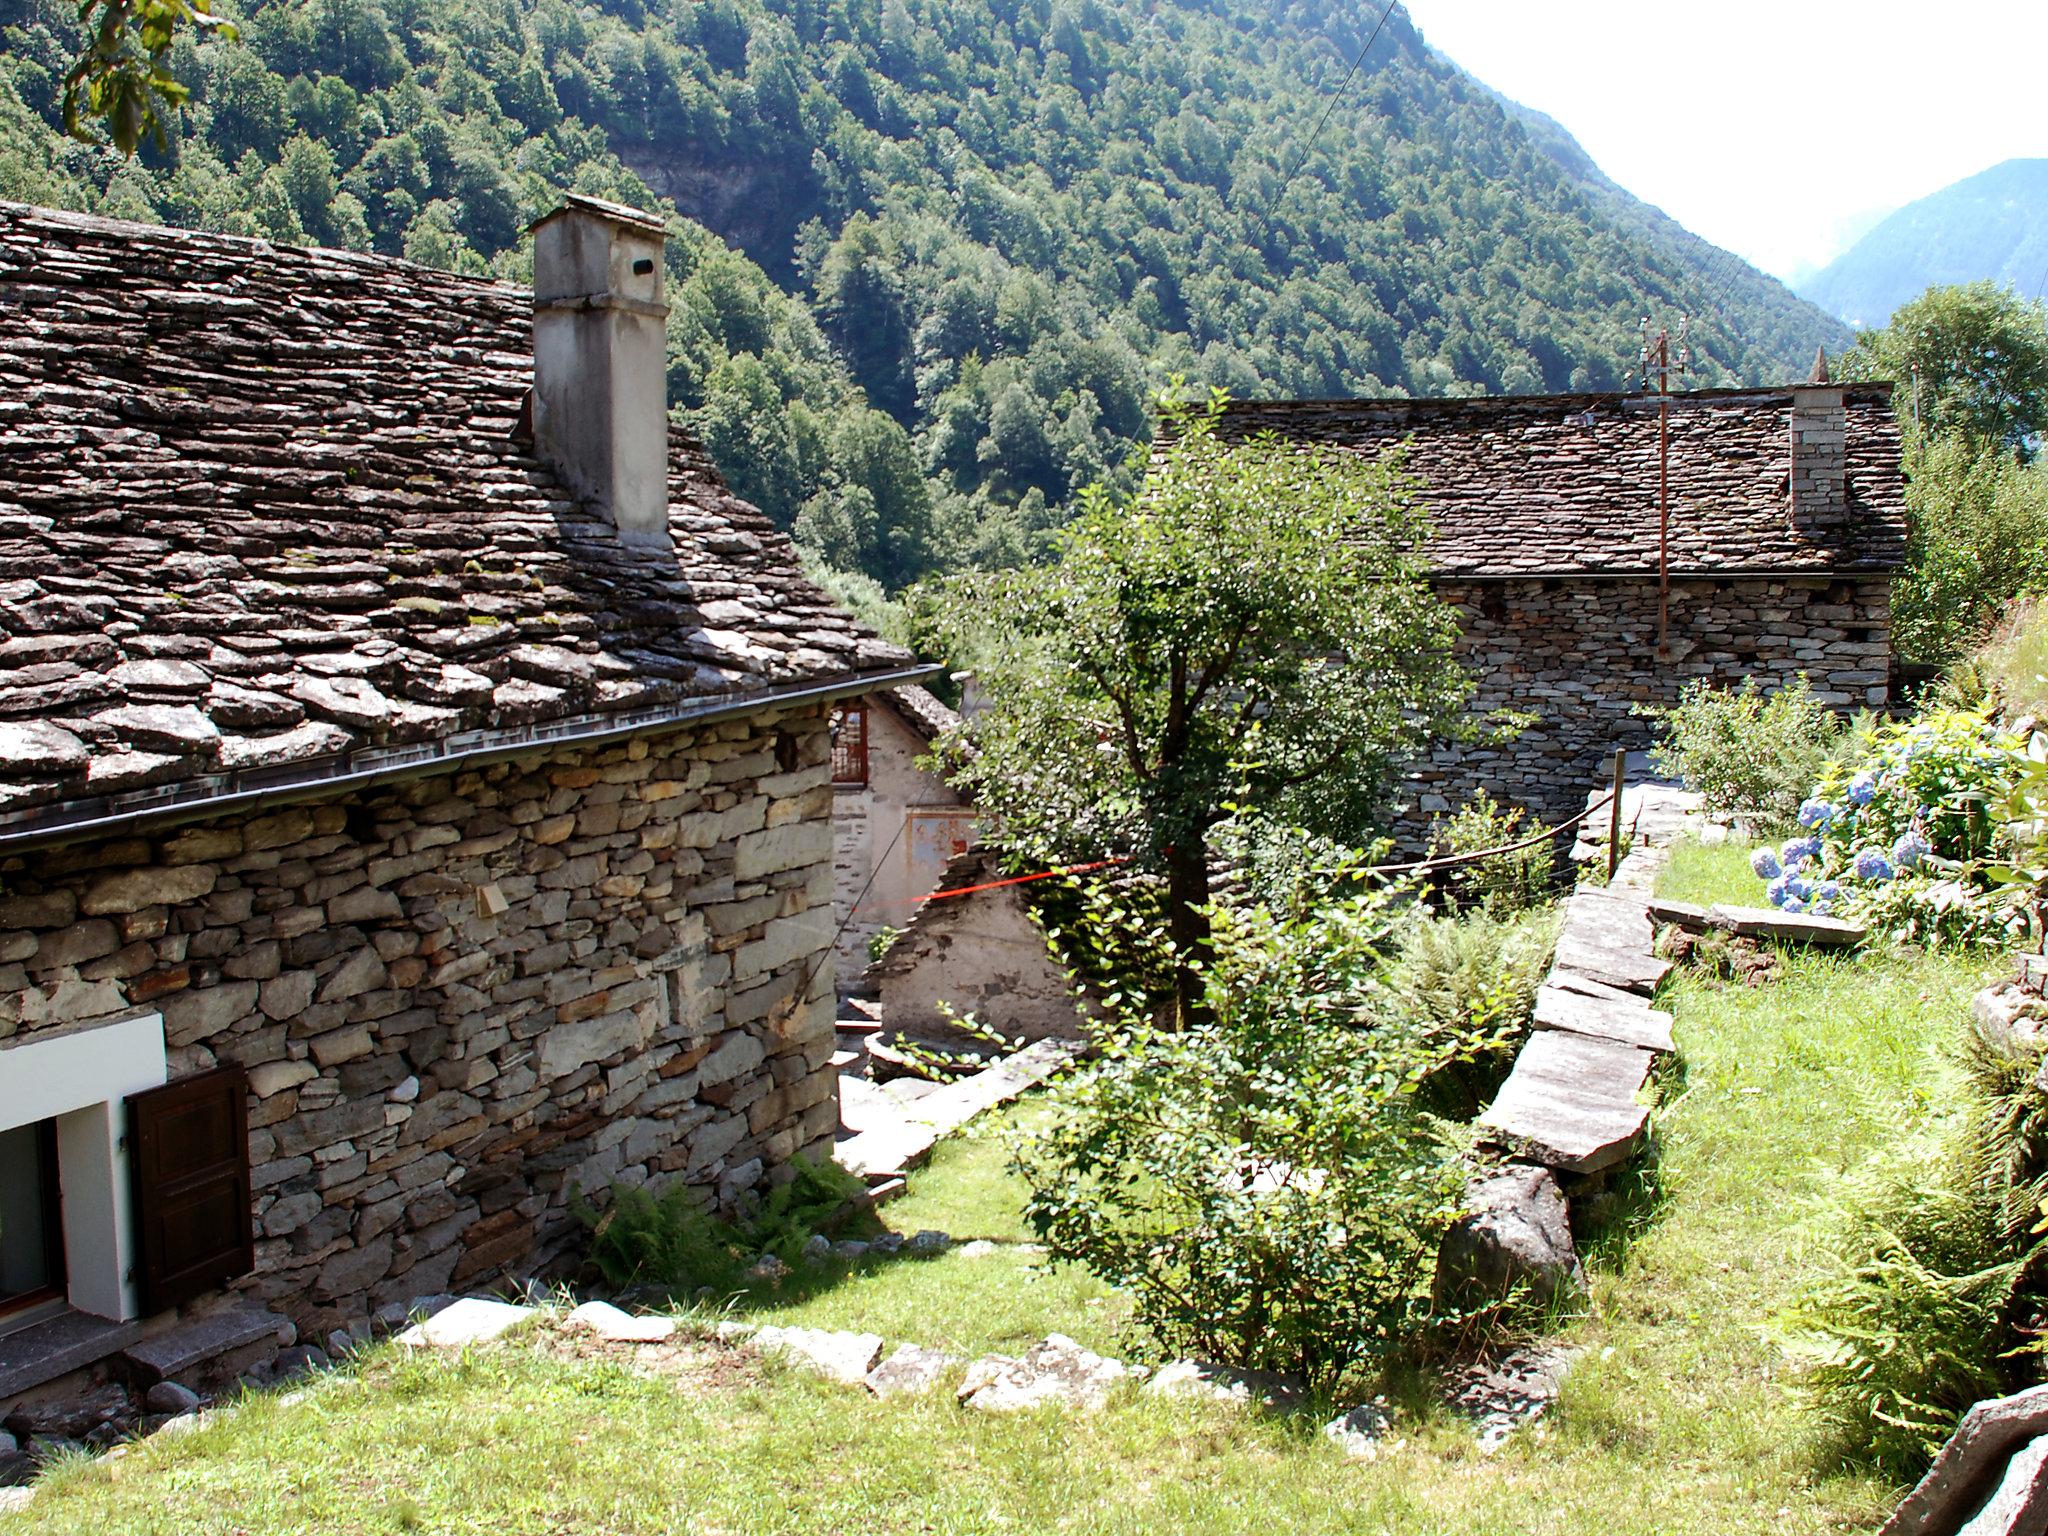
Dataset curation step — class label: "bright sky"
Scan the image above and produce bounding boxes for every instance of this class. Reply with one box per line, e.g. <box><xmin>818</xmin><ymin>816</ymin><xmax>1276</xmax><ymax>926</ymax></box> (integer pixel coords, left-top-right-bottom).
<box><xmin>1398</xmin><ymin>0</ymin><xmax>2048</xmax><ymax>283</ymax></box>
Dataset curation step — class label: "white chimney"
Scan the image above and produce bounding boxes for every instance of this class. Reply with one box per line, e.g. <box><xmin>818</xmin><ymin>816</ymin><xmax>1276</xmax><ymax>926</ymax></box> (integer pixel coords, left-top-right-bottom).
<box><xmin>529</xmin><ymin>194</ymin><xmax>672</xmax><ymax>545</ymax></box>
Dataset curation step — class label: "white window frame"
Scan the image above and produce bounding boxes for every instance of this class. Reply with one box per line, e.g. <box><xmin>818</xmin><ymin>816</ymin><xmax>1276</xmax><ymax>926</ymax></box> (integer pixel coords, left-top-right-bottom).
<box><xmin>0</xmin><ymin>1013</ymin><xmax>167</xmax><ymax>1322</ymax></box>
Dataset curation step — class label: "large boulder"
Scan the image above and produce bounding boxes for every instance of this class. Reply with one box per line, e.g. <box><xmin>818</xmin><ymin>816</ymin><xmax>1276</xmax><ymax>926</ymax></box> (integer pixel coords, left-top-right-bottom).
<box><xmin>958</xmin><ymin>1335</ymin><xmax>1130</xmax><ymax>1412</ymax></box>
<box><xmin>1434</xmin><ymin>1163</ymin><xmax>1584</xmax><ymax>1311</ymax></box>
<box><xmin>1884</xmin><ymin>1386</ymin><xmax>2048</xmax><ymax>1536</ymax></box>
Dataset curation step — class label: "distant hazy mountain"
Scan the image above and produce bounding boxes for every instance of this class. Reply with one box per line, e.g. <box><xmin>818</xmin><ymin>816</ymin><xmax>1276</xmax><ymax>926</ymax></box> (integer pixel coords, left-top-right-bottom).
<box><xmin>1799</xmin><ymin>160</ymin><xmax>2048</xmax><ymax>328</ymax></box>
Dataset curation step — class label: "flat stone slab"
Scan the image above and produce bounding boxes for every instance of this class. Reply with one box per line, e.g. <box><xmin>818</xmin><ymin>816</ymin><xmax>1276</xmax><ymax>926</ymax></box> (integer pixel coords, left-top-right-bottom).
<box><xmin>1562</xmin><ymin>889</ymin><xmax>1655</xmax><ymax>945</ymax></box>
<box><xmin>1534</xmin><ymin>983</ymin><xmax>1675</xmax><ymax>1054</ymax></box>
<box><xmin>865</xmin><ymin>1343</ymin><xmax>959</xmax><ymax>1399</ymax></box>
<box><xmin>1146</xmin><ymin>1359</ymin><xmax>1303</xmax><ymax>1412</ymax></box>
<box><xmin>1479</xmin><ymin>1031</ymin><xmax>1654</xmax><ymax>1173</ymax></box>
<box><xmin>1884</xmin><ymin>1385</ymin><xmax>2048</xmax><ymax>1536</ymax></box>
<box><xmin>1705</xmin><ymin>903</ymin><xmax>1867</xmax><ymax>948</ymax></box>
<box><xmin>563</xmin><ymin>1301</ymin><xmax>676</xmax><ymax>1344</ymax></box>
<box><xmin>959</xmin><ymin>1334</ymin><xmax>1131</xmax><ymax>1412</ymax></box>
<box><xmin>0</xmin><ymin>1310</ymin><xmax>141</xmax><ymax>1399</ymax></box>
<box><xmin>752</xmin><ymin>1326</ymin><xmax>883</xmax><ymax>1387</ymax></box>
<box><xmin>396</xmin><ymin>1298</ymin><xmax>537</xmax><ymax>1349</ymax></box>
<box><xmin>1443</xmin><ymin>1346</ymin><xmax>1574</xmax><ymax>1453</ymax></box>
<box><xmin>1551</xmin><ymin>933</ymin><xmax>1672</xmax><ymax>996</ymax></box>
<box><xmin>838</xmin><ymin>1039</ymin><xmax>1082</xmax><ymax>1178</ymax></box>
<box><xmin>1647</xmin><ymin>897</ymin><xmax>1712</xmax><ymax>930</ymax></box>
<box><xmin>123</xmin><ymin>1308</ymin><xmax>281</xmax><ymax>1383</ymax></box>
<box><xmin>1956</xmin><ymin>1434</ymin><xmax>2048</xmax><ymax>1536</ymax></box>
<box><xmin>1323</xmin><ymin>1402</ymin><xmax>1395</xmax><ymax>1459</ymax></box>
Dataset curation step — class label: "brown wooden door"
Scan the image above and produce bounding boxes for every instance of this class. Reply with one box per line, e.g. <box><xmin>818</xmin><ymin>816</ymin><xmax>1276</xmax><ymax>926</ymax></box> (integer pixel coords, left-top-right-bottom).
<box><xmin>127</xmin><ymin>1068</ymin><xmax>255</xmax><ymax>1315</ymax></box>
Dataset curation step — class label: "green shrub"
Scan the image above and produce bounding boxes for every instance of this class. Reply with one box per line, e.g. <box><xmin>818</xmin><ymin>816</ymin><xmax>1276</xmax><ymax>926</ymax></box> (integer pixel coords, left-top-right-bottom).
<box><xmin>1387</xmin><ymin>905</ymin><xmax>1561</xmax><ymax>1118</ymax></box>
<box><xmin>1643</xmin><ymin>675</ymin><xmax>1848</xmax><ymax>831</ymax></box>
<box><xmin>1742</xmin><ymin>704</ymin><xmax>2048</xmax><ymax>946</ymax></box>
<box><xmin>573</xmin><ymin>1156</ymin><xmax>872</xmax><ymax>1293</ymax></box>
<box><xmin>1788</xmin><ymin>1000</ymin><xmax>2048</xmax><ymax>1479</ymax></box>
<box><xmin>575</xmin><ymin>1182</ymin><xmax>742</xmax><ymax>1295</ymax></box>
<box><xmin>1427</xmin><ymin>790</ymin><xmax>1553</xmax><ymax>915</ymax></box>
<box><xmin>1013</xmin><ymin>866</ymin><xmax>1478</xmax><ymax>1391</ymax></box>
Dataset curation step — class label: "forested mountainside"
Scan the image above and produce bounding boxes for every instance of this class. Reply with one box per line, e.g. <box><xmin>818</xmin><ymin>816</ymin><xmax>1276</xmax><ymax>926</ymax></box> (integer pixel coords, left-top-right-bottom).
<box><xmin>0</xmin><ymin>0</ymin><xmax>1850</xmax><ymax>589</ymax></box>
<box><xmin>1799</xmin><ymin>160</ymin><xmax>2048</xmax><ymax>329</ymax></box>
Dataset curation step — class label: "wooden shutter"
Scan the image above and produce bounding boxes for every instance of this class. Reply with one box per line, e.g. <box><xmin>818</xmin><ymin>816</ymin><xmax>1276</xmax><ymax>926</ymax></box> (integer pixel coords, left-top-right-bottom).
<box><xmin>127</xmin><ymin>1068</ymin><xmax>255</xmax><ymax>1315</ymax></box>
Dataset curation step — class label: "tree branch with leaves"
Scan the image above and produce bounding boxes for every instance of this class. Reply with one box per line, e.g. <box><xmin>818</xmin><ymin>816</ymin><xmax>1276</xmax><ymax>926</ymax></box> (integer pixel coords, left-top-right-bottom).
<box><xmin>922</xmin><ymin>390</ymin><xmax>1472</xmax><ymax>1024</ymax></box>
<box><xmin>61</xmin><ymin>0</ymin><xmax>234</xmax><ymax>155</ymax></box>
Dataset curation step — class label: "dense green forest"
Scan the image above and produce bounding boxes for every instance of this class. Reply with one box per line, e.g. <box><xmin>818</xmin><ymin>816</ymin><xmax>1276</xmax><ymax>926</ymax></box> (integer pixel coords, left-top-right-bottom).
<box><xmin>0</xmin><ymin>0</ymin><xmax>1851</xmax><ymax>590</ymax></box>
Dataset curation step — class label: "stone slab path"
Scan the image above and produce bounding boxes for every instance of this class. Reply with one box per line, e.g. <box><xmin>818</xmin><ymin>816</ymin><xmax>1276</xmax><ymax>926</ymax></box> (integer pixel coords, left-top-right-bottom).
<box><xmin>836</xmin><ymin>1038</ymin><xmax>1084</xmax><ymax>1178</ymax></box>
<box><xmin>1476</xmin><ymin>771</ymin><xmax>1701</xmax><ymax>1177</ymax></box>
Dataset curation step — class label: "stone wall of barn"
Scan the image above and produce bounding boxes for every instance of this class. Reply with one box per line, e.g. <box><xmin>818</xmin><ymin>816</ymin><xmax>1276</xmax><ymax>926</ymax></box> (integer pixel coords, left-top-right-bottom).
<box><xmin>0</xmin><ymin>701</ymin><xmax>839</xmax><ymax>1337</ymax></box>
<box><xmin>1404</xmin><ymin>572</ymin><xmax>1893</xmax><ymax>833</ymax></box>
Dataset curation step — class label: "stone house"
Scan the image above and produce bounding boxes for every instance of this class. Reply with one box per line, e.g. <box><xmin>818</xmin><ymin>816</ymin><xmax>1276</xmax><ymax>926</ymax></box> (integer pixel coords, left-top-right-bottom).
<box><xmin>826</xmin><ymin>685</ymin><xmax>975</xmax><ymax>994</ymax></box>
<box><xmin>1209</xmin><ymin>377</ymin><xmax>1908</xmax><ymax>828</ymax></box>
<box><xmin>866</xmin><ymin>374</ymin><xmax>1910</xmax><ymax>1046</ymax></box>
<box><xmin>0</xmin><ymin>196</ymin><xmax>927</xmax><ymax>1402</ymax></box>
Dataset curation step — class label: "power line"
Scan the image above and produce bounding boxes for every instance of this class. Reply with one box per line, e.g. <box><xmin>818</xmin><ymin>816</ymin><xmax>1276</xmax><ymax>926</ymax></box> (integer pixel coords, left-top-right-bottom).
<box><xmin>1277</xmin><ymin>0</ymin><xmax>1400</xmax><ymax>188</ymax></box>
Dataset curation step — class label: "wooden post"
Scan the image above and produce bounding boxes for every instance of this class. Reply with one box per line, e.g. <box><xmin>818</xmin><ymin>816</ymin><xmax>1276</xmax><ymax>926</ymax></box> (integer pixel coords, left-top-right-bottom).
<box><xmin>1607</xmin><ymin>747</ymin><xmax>1627</xmax><ymax>883</ymax></box>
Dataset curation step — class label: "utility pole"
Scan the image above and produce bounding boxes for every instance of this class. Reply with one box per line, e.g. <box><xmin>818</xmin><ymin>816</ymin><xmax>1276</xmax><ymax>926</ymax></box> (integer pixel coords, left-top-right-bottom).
<box><xmin>1638</xmin><ymin>317</ymin><xmax>1691</xmax><ymax>659</ymax></box>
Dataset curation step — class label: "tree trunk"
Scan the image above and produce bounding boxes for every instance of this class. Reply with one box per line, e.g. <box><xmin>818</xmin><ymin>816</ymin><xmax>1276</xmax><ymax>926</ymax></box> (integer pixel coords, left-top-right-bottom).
<box><xmin>1167</xmin><ymin>836</ymin><xmax>1212</xmax><ymax>1029</ymax></box>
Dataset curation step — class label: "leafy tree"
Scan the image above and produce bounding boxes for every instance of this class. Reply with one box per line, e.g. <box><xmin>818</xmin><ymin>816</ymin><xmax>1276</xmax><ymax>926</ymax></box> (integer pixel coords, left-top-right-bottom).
<box><xmin>1892</xmin><ymin>435</ymin><xmax>2048</xmax><ymax>665</ymax></box>
<box><xmin>925</xmin><ymin>396</ymin><xmax>1471</xmax><ymax>1023</ymax></box>
<box><xmin>1841</xmin><ymin>282</ymin><xmax>2048</xmax><ymax>459</ymax></box>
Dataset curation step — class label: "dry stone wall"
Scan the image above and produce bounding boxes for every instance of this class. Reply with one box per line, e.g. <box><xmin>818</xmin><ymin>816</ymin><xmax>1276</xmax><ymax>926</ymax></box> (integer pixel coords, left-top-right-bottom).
<box><xmin>0</xmin><ymin>702</ymin><xmax>840</xmax><ymax>1337</ymax></box>
<box><xmin>1407</xmin><ymin>572</ymin><xmax>1892</xmax><ymax>831</ymax></box>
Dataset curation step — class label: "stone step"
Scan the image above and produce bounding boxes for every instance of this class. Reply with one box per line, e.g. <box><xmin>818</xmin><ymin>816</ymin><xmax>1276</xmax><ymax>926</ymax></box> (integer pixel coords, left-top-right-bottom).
<box><xmin>123</xmin><ymin>1308</ymin><xmax>289</xmax><ymax>1384</ymax></box>
<box><xmin>1701</xmin><ymin>903</ymin><xmax>1867</xmax><ymax>948</ymax></box>
<box><xmin>1551</xmin><ymin>934</ymin><xmax>1672</xmax><ymax>996</ymax></box>
<box><xmin>1561</xmin><ymin>890</ymin><xmax>1656</xmax><ymax>950</ymax></box>
<box><xmin>1479</xmin><ymin>1031</ymin><xmax>1655</xmax><ymax>1174</ymax></box>
<box><xmin>836</xmin><ymin>1039</ymin><xmax>1082</xmax><ymax>1178</ymax></box>
<box><xmin>1646</xmin><ymin>897</ymin><xmax>1712</xmax><ymax>930</ymax></box>
<box><xmin>1533</xmin><ymin>983</ymin><xmax>1676</xmax><ymax>1054</ymax></box>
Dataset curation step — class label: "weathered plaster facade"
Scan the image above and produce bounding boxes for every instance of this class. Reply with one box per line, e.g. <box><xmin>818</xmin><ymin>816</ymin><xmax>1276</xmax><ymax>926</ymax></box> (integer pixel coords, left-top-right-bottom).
<box><xmin>829</xmin><ymin>688</ymin><xmax>973</xmax><ymax>994</ymax></box>
<box><xmin>866</xmin><ymin>848</ymin><xmax>1083</xmax><ymax>1050</ymax></box>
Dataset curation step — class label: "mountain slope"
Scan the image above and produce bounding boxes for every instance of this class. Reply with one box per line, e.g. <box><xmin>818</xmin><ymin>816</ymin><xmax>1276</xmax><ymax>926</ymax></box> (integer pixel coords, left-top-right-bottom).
<box><xmin>1799</xmin><ymin>159</ymin><xmax>2048</xmax><ymax>328</ymax></box>
<box><xmin>0</xmin><ymin>0</ymin><xmax>1850</xmax><ymax>587</ymax></box>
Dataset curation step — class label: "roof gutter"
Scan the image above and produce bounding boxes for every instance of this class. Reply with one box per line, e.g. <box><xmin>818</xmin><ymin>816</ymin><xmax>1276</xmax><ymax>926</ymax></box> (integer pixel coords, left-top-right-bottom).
<box><xmin>0</xmin><ymin>664</ymin><xmax>939</xmax><ymax>857</ymax></box>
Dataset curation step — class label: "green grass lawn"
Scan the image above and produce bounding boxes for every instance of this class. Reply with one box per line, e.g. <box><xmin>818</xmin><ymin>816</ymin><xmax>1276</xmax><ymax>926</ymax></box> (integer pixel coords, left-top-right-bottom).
<box><xmin>4</xmin><ymin>846</ymin><xmax>2010</xmax><ymax>1536</ymax></box>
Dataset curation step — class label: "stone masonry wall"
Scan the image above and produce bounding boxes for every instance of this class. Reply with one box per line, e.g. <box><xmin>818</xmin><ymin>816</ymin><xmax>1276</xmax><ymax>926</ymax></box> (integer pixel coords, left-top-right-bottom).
<box><xmin>1405</xmin><ymin>573</ymin><xmax>1892</xmax><ymax>833</ymax></box>
<box><xmin>0</xmin><ymin>701</ymin><xmax>840</xmax><ymax>1338</ymax></box>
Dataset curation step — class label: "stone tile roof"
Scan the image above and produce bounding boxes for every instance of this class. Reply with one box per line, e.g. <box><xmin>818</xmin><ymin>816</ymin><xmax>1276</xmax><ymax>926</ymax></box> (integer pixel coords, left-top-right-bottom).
<box><xmin>879</xmin><ymin>684</ymin><xmax>961</xmax><ymax>744</ymax></box>
<box><xmin>0</xmin><ymin>202</ymin><xmax>920</xmax><ymax>837</ymax></box>
<box><xmin>1205</xmin><ymin>388</ymin><xmax>1908</xmax><ymax>578</ymax></box>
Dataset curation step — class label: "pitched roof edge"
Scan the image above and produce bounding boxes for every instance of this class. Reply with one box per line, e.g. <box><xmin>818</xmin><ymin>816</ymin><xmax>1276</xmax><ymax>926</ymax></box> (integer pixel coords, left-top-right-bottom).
<box><xmin>0</xmin><ymin>664</ymin><xmax>938</xmax><ymax>856</ymax></box>
<box><xmin>1188</xmin><ymin>382</ymin><xmax>1898</xmax><ymax>421</ymax></box>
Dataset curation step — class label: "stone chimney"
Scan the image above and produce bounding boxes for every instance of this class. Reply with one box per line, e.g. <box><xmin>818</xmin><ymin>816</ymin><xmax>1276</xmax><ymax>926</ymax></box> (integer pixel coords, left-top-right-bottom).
<box><xmin>529</xmin><ymin>194</ymin><xmax>671</xmax><ymax>545</ymax></box>
<box><xmin>1789</xmin><ymin>350</ymin><xmax>1846</xmax><ymax>523</ymax></box>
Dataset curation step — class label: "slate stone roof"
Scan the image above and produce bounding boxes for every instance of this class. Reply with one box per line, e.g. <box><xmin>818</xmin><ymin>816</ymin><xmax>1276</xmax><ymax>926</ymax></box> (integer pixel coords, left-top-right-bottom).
<box><xmin>879</xmin><ymin>684</ymin><xmax>961</xmax><ymax>745</ymax></box>
<box><xmin>0</xmin><ymin>202</ymin><xmax>921</xmax><ymax>838</ymax></box>
<box><xmin>1204</xmin><ymin>388</ymin><xmax>1908</xmax><ymax>578</ymax></box>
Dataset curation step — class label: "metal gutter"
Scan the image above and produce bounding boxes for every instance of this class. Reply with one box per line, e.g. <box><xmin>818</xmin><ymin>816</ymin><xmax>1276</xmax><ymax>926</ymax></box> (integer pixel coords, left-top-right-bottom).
<box><xmin>0</xmin><ymin>664</ymin><xmax>939</xmax><ymax>856</ymax></box>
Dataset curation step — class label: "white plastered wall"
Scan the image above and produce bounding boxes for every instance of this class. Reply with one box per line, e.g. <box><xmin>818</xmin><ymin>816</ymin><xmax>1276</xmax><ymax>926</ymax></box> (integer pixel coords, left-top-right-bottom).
<box><xmin>0</xmin><ymin>1013</ymin><xmax>167</xmax><ymax>1321</ymax></box>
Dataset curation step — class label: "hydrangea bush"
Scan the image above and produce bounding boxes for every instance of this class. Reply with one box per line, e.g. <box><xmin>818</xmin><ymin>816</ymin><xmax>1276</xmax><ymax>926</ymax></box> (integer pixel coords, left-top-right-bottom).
<box><xmin>1745</xmin><ymin>706</ymin><xmax>2048</xmax><ymax>945</ymax></box>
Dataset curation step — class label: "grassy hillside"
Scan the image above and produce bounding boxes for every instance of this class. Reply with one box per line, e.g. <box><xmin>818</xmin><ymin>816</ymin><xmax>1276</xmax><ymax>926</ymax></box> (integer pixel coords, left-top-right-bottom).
<box><xmin>0</xmin><ymin>0</ymin><xmax>1851</xmax><ymax>587</ymax></box>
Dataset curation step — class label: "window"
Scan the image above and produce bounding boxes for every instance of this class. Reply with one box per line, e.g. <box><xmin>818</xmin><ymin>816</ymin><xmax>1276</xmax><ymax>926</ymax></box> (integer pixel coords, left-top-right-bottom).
<box><xmin>831</xmin><ymin>702</ymin><xmax>870</xmax><ymax>786</ymax></box>
<box><xmin>0</xmin><ymin>1120</ymin><xmax>64</xmax><ymax>1320</ymax></box>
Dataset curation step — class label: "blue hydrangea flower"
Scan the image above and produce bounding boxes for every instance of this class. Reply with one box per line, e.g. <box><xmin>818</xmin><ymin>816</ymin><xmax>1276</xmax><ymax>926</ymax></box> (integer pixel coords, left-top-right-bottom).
<box><xmin>1783</xmin><ymin>896</ymin><xmax>1808</xmax><ymax>914</ymax></box>
<box><xmin>1892</xmin><ymin>829</ymin><xmax>1930</xmax><ymax>870</ymax></box>
<box><xmin>1782</xmin><ymin>836</ymin><xmax>1822</xmax><ymax>868</ymax></box>
<box><xmin>1786</xmin><ymin>877</ymin><xmax>1814</xmax><ymax>905</ymax></box>
<box><xmin>1846</xmin><ymin>772</ymin><xmax>1877</xmax><ymax>807</ymax></box>
<box><xmin>1852</xmin><ymin>847</ymin><xmax>1895</xmax><ymax>882</ymax></box>
<box><xmin>1751</xmin><ymin>847</ymin><xmax>1783</xmax><ymax>880</ymax></box>
<box><xmin>1816</xmin><ymin>880</ymin><xmax>1844</xmax><ymax>903</ymax></box>
<box><xmin>1766</xmin><ymin>875</ymin><xmax>1791</xmax><ymax>908</ymax></box>
<box><xmin>1798</xmin><ymin>798</ymin><xmax>1836</xmax><ymax>829</ymax></box>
